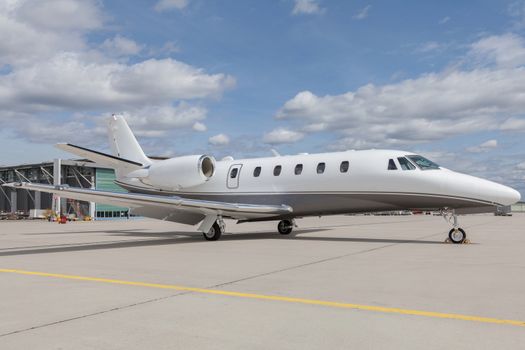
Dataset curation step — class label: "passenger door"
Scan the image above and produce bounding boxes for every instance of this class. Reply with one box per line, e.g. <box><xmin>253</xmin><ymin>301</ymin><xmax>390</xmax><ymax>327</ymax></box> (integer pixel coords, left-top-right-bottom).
<box><xmin>227</xmin><ymin>164</ymin><xmax>242</xmax><ymax>189</ymax></box>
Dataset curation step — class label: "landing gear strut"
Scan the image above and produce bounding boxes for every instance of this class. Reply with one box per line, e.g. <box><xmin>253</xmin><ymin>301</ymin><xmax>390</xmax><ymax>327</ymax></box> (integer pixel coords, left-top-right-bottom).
<box><xmin>277</xmin><ymin>219</ymin><xmax>295</xmax><ymax>235</ymax></box>
<box><xmin>441</xmin><ymin>209</ymin><xmax>467</xmax><ymax>244</ymax></box>
<box><xmin>203</xmin><ymin>217</ymin><xmax>225</xmax><ymax>241</ymax></box>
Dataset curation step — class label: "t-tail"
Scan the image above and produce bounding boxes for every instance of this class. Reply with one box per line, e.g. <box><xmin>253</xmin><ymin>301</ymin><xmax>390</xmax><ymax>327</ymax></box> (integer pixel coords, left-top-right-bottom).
<box><xmin>55</xmin><ymin>115</ymin><xmax>215</xmax><ymax>190</ymax></box>
<box><xmin>107</xmin><ymin>115</ymin><xmax>152</xmax><ymax>178</ymax></box>
<box><xmin>107</xmin><ymin>115</ymin><xmax>151</xmax><ymax>167</ymax></box>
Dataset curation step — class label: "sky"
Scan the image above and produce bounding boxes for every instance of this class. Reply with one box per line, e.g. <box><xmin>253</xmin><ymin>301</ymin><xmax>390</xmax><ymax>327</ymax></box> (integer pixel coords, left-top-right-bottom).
<box><xmin>1</xmin><ymin>0</ymin><xmax>525</xmax><ymax>196</ymax></box>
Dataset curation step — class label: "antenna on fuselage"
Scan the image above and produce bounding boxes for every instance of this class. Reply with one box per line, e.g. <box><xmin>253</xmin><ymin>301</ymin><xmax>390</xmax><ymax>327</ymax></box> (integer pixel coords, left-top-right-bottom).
<box><xmin>271</xmin><ymin>149</ymin><xmax>281</xmax><ymax>157</ymax></box>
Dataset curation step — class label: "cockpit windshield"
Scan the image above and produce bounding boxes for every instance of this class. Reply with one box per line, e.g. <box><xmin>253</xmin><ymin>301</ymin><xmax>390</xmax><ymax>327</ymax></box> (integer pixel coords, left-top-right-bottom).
<box><xmin>406</xmin><ymin>155</ymin><xmax>440</xmax><ymax>170</ymax></box>
<box><xmin>397</xmin><ymin>157</ymin><xmax>416</xmax><ymax>170</ymax></box>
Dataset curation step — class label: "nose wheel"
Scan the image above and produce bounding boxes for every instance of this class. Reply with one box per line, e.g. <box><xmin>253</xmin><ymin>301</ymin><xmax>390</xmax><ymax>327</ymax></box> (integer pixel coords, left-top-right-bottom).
<box><xmin>448</xmin><ymin>227</ymin><xmax>466</xmax><ymax>244</ymax></box>
<box><xmin>441</xmin><ymin>209</ymin><xmax>468</xmax><ymax>244</ymax></box>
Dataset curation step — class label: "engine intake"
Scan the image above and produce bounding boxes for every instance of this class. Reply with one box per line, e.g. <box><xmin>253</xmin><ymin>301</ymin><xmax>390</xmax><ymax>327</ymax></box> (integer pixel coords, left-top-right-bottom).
<box><xmin>144</xmin><ymin>155</ymin><xmax>216</xmax><ymax>190</ymax></box>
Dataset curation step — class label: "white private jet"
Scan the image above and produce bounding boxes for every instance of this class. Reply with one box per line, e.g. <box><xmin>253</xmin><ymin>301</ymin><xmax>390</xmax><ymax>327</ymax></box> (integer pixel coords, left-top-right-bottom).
<box><xmin>3</xmin><ymin>115</ymin><xmax>521</xmax><ymax>243</ymax></box>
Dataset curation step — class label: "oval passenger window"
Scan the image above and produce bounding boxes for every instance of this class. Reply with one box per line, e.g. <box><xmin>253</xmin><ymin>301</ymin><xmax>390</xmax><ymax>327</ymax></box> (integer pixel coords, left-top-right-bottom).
<box><xmin>317</xmin><ymin>162</ymin><xmax>325</xmax><ymax>174</ymax></box>
<box><xmin>340</xmin><ymin>161</ymin><xmax>349</xmax><ymax>173</ymax></box>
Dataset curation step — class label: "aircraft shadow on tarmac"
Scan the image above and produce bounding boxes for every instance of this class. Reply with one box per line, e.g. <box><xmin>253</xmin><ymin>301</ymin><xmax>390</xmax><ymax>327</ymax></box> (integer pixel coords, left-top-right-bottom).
<box><xmin>24</xmin><ymin>228</ymin><xmax>150</xmax><ymax>235</ymax></box>
<box><xmin>0</xmin><ymin>228</ymin><xmax>445</xmax><ymax>256</ymax></box>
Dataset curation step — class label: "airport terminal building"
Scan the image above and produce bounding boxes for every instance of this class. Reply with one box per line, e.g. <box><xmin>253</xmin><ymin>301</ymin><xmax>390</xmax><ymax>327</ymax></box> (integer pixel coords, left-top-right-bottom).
<box><xmin>0</xmin><ymin>159</ymin><xmax>128</xmax><ymax>220</ymax></box>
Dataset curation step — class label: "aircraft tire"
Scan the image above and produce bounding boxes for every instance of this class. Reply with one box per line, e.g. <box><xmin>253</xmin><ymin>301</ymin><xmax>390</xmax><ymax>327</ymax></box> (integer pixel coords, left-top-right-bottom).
<box><xmin>278</xmin><ymin>220</ymin><xmax>293</xmax><ymax>235</ymax></box>
<box><xmin>448</xmin><ymin>228</ymin><xmax>466</xmax><ymax>244</ymax></box>
<box><xmin>203</xmin><ymin>222</ymin><xmax>223</xmax><ymax>241</ymax></box>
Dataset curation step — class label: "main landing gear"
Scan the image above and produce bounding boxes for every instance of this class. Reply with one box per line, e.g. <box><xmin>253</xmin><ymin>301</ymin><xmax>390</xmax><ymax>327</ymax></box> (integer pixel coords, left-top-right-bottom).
<box><xmin>202</xmin><ymin>217</ymin><xmax>298</xmax><ymax>241</ymax></box>
<box><xmin>441</xmin><ymin>209</ymin><xmax>467</xmax><ymax>244</ymax></box>
<box><xmin>277</xmin><ymin>219</ymin><xmax>296</xmax><ymax>235</ymax></box>
<box><xmin>203</xmin><ymin>217</ymin><xmax>225</xmax><ymax>241</ymax></box>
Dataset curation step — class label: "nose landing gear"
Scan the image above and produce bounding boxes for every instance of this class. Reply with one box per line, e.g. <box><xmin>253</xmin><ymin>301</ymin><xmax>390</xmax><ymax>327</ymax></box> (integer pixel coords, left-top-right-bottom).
<box><xmin>441</xmin><ymin>209</ymin><xmax>468</xmax><ymax>244</ymax></box>
<box><xmin>448</xmin><ymin>227</ymin><xmax>466</xmax><ymax>244</ymax></box>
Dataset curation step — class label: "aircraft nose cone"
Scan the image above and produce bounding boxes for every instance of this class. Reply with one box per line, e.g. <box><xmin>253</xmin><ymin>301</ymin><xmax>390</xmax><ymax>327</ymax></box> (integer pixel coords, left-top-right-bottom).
<box><xmin>507</xmin><ymin>187</ymin><xmax>521</xmax><ymax>205</ymax></box>
<box><xmin>491</xmin><ymin>183</ymin><xmax>521</xmax><ymax>206</ymax></box>
<box><xmin>446</xmin><ymin>172</ymin><xmax>521</xmax><ymax>206</ymax></box>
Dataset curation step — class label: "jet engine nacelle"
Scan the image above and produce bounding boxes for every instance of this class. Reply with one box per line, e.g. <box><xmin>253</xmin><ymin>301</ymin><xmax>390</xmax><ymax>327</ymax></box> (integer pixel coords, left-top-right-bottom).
<box><xmin>143</xmin><ymin>155</ymin><xmax>216</xmax><ymax>190</ymax></box>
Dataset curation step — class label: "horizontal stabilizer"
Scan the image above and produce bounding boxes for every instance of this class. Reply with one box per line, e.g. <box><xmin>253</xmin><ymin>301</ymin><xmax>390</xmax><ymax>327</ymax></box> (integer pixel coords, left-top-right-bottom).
<box><xmin>56</xmin><ymin>143</ymin><xmax>143</xmax><ymax>170</ymax></box>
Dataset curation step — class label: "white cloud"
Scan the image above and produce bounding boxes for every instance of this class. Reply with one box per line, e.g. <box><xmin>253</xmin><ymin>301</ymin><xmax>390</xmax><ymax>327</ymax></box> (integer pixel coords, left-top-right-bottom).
<box><xmin>302</xmin><ymin>123</ymin><xmax>327</xmax><ymax>132</ymax></box>
<box><xmin>263</xmin><ymin>128</ymin><xmax>304</xmax><ymax>144</ymax></box>
<box><xmin>154</xmin><ymin>0</ymin><xmax>188</xmax><ymax>12</ymax></box>
<box><xmin>469</xmin><ymin>33</ymin><xmax>525</xmax><ymax>68</ymax></box>
<box><xmin>12</xmin><ymin>103</ymin><xmax>208</xmax><ymax>147</ymax></box>
<box><xmin>0</xmin><ymin>53</ymin><xmax>235</xmax><ymax>112</ymax></box>
<box><xmin>466</xmin><ymin>139</ymin><xmax>498</xmax><ymax>153</ymax></box>
<box><xmin>192</xmin><ymin>121</ymin><xmax>207</xmax><ymax>132</ymax></box>
<box><xmin>0</xmin><ymin>0</ymin><xmax>235</xmax><ymax>114</ymax></box>
<box><xmin>112</xmin><ymin>58</ymin><xmax>235</xmax><ymax>101</ymax></box>
<box><xmin>208</xmin><ymin>133</ymin><xmax>230</xmax><ymax>146</ymax></box>
<box><xmin>101</xmin><ymin>35</ymin><xmax>142</xmax><ymax>56</ymax></box>
<box><xmin>353</xmin><ymin>5</ymin><xmax>371</xmax><ymax>20</ymax></box>
<box><xmin>0</xmin><ymin>0</ymin><xmax>236</xmax><ymax>148</ymax></box>
<box><xmin>517</xmin><ymin>161</ymin><xmax>525</xmax><ymax>170</ymax></box>
<box><xmin>292</xmin><ymin>0</ymin><xmax>324</xmax><ymax>15</ymax></box>
<box><xmin>15</xmin><ymin>118</ymin><xmax>105</xmax><ymax>147</ymax></box>
<box><xmin>118</xmin><ymin>104</ymin><xmax>207</xmax><ymax>133</ymax></box>
<box><xmin>276</xmin><ymin>34</ymin><xmax>525</xmax><ymax>150</ymax></box>
<box><xmin>480</xmin><ymin>139</ymin><xmax>498</xmax><ymax>148</ymax></box>
<box><xmin>0</xmin><ymin>0</ymin><xmax>101</xmax><ymax>67</ymax></box>
<box><xmin>439</xmin><ymin>16</ymin><xmax>451</xmax><ymax>24</ymax></box>
<box><xmin>500</xmin><ymin>117</ymin><xmax>525</xmax><ymax>131</ymax></box>
<box><xmin>16</xmin><ymin>0</ymin><xmax>104</xmax><ymax>32</ymax></box>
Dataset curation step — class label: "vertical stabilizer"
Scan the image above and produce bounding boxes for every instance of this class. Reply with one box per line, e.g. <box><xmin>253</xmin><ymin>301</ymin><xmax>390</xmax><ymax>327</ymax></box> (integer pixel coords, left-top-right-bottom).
<box><xmin>107</xmin><ymin>115</ymin><xmax>151</xmax><ymax>167</ymax></box>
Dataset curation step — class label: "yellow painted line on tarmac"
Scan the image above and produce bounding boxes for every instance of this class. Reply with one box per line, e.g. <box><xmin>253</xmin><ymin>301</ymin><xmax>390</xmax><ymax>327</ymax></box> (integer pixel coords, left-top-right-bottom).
<box><xmin>1</xmin><ymin>268</ymin><xmax>524</xmax><ymax>327</ymax></box>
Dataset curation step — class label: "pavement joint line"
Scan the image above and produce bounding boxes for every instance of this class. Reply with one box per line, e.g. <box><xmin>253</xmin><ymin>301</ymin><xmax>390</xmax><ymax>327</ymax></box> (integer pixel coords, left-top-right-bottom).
<box><xmin>1</xmin><ymin>268</ymin><xmax>524</xmax><ymax>328</ymax></box>
<box><xmin>0</xmin><ymin>237</ymin><xmax>172</xmax><ymax>252</ymax></box>
<box><xmin>213</xmin><ymin>220</ymin><xmax>492</xmax><ymax>290</ymax></box>
<box><xmin>210</xmin><ymin>240</ymin><xmax>403</xmax><ymax>289</ymax></box>
<box><xmin>0</xmin><ymin>290</ymin><xmax>190</xmax><ymax>338</ymax></box>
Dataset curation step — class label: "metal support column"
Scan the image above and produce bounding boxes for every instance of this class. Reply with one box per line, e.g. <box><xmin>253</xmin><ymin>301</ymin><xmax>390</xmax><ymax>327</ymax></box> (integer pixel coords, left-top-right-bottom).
<box><xmin>34</xmin><ymin>191</ymin><xmax>41</xmax><ymax>210</ymax></box>
<box><xmin>90</xmin><ymin>172</ymin><xmax>96</xmax><ymax>219</ymax></box>
<box><xmin>10</xmin><ymin>190</ymin><xmax>17</xmax><ymax>213</ymax></box>
<box><xmin>0</xmin><ymin>178</ymin><xmax>12</xmax><ymax>211</ymax></box>
<box><xmin>52</xmin><ymin>159</ymin><xmax>62</xmax><ymax>215</ymax></box>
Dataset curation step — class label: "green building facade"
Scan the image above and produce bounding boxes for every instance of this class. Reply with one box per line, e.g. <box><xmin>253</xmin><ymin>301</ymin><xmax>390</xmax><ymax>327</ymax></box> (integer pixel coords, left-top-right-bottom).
<box><xmin>95</xmin><ymin>168</ymin><xmax>129</xmax><ymax>219</ymax></box>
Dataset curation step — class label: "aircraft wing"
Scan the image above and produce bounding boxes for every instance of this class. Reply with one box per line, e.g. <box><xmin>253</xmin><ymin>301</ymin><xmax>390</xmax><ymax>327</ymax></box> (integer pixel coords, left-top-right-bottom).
<box><xmin>2</xmin><ymin>182</ymin><xmax>293</xmax><ymax>225</ymax></box>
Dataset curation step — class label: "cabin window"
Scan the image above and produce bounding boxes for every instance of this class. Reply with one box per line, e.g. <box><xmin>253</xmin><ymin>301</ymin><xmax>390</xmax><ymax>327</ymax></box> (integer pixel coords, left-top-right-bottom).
<box><xmin>340</xmin><ymin>161</ymin><xmax>349</xmax><ymax>173</ymax></box>
<box><xmin>253</xmin><ymin>166</ymin><xmax>261</xmax><ymax>177</ymax></box>
<box><xmin>317</xmin><ymin>162</ymin><xmax>326</xmax><ymax>174</ymax></box>
<box><xmin>230</xmin><ymin>168</ymin><xmax>238</xmax><ymax>178</ymax></box>
<box><xmin>406</xmin><ymin>155</ymin><xmax>440</xmax><ymax>170</ymax></box>
<box><xmin>295</xmin><ymin>164</ymin><xmax>303</xmax><ymax>175</ymax></box>
<box><xmin>274</xmin><ymin>165</ymin><xmax>282</xmax><ymax>176</ymax></box>
<box><xmin>388</xmin><ymin>159</ymin><xmax>397</xmax><ymax>170</ymax></box>
<box><xmin>397</xmin><ymin>157</ymin><xmax>416</xmax><ymax>170</ymax></box>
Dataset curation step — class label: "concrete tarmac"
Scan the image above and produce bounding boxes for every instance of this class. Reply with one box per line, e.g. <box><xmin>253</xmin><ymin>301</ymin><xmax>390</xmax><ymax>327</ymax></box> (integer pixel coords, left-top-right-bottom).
<box><xmin>0</xmin><ymin>214</ymin><xmax>524</xmax><ymax>349</ymax></box>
